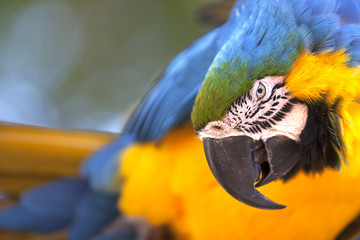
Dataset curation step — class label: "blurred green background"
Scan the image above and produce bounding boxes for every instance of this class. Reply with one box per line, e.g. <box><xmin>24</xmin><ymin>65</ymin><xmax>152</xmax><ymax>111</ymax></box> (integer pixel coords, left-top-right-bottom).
<box><xmin>0</xmin><ymin>0</ymin><xmax>211</xmax><ymax>132</ymax></box>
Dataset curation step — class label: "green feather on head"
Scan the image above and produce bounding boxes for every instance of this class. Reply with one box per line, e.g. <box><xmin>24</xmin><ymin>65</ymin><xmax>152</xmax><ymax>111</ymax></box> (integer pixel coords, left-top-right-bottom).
<box><xmin>191</xmin><ymin>30</ymin><xmax>303</xmax><ymax>131</ymax></box>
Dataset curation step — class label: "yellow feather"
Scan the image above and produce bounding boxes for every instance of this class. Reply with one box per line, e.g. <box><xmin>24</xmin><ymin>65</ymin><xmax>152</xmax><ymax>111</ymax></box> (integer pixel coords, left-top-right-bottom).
<box><xmin>119</xmin><ymin>124</ymin><xmax>360</xmax><ymax>240</ymax></box>
<box><xmin>286</xmin><ymin>50</ymin><xmax>360</xmax><ymax>161</ymax></box>
<box><xmin>286</xmin><ymin>50</ymin><xmax>360</xmax><ymax>106</ymax></box>
<box><xmin>119</xmin><ymin>50</ymin><xmax>360</xmax><ymax>239</ymax></box>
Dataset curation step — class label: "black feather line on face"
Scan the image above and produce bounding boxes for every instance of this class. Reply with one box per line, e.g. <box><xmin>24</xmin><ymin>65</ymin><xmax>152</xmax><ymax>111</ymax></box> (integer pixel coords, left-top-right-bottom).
<box><xmin>227</xmin><ymin>90</ymin><xmax>345</xmax><ymax>182</ymax></box>
<box><xmin>282</xmin><ymin>99</ymin><xmax>345</xmax><ymax>181</ymax></box>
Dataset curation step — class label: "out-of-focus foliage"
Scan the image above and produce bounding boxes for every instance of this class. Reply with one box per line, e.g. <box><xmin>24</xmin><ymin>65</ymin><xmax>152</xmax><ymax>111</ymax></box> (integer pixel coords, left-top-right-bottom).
<box><xmin>0</xmin><ymin>0</ymin><xmax>210</xmax><ymax>131</ymax></box>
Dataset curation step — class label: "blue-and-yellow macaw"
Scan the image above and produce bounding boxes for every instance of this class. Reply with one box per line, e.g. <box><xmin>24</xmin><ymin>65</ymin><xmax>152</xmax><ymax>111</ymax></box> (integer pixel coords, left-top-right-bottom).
<box><xmin>1</xmin><ymin>0</ymin><xmax>360</xmax><ymax>239</ymax></box>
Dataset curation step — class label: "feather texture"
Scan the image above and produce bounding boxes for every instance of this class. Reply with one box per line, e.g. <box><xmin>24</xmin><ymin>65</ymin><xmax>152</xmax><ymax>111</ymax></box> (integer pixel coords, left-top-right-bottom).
<box><xmin>2</xmin><ymin>0</ymin><xmax>360</xmax><ymax>239</ymax></box>
<box><xmin>0</xmin><ymin>179</ymin><xmax>87</xmax><ymax>232</ymax></box>
<box><xmin>120</xmin><ymin>124</ymin><xmax>360</xmax><ymax>240</ymax></box>
<box><xmin>86</xmin><ymin>0</ymin><xmax>360</xmax><ymax>192</ymax></box>
<box><xmin>0</xmin><ymin>124</ymin><xmax>117</xmax><ymax>238</ymax></box>
<box><xmin>86</xmin><ymin>26</ymin><xmax>223</xmax><ymax>193</ymax></box>
<box><xmin>286</xmin><ymin>50</ymin><xmax>360</xmax><ymax>162</ymax></box>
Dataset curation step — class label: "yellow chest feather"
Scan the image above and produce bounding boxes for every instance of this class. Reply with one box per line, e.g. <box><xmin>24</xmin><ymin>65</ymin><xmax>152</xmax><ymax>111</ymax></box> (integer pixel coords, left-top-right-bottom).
<box><xmin>119</xmin><ymin>123</ymin><xmax>360</xmax><ymax>240</ymax></box>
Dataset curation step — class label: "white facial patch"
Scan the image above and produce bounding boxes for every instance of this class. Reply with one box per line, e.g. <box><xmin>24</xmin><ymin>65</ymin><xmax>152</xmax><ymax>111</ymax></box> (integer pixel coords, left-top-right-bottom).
<box><xmin>198</xmin><ymin>76</ymin><xmax>308</xmax><ymax>142</ymax></box>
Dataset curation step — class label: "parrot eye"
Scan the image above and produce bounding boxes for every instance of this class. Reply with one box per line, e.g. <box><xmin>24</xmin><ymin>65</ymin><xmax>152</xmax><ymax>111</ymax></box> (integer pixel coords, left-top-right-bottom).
<box><xmin>256</xmin><ymin>83</ymin><xmax>266</xmax><ymax>99</ymax></box>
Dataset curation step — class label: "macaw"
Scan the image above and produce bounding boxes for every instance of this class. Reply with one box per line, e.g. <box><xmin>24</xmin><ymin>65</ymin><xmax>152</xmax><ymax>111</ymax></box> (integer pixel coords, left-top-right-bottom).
<box><xmin>1</xmin><ymin>0</ymin><xmax>360</xmax><ymax>239</ymax></box>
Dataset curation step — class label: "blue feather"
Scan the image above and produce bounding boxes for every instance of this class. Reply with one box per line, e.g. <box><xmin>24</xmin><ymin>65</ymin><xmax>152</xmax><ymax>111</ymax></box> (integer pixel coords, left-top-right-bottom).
<box><xmin>305</xmin><ymin>0</ymin><xmax>337</xmax><ymax>15</ymax></box>
<box><xmin>2</xmin><ymin>0</ymin><xmax>360</xmax><ymax>238</ymax></box>
<box><xmin>124</xmin><ymin>28</ymin><xmax>221</xmax><ymax>141</ymax></box>
<box><xmin>83</xmin><ymin>0</ymin><xmax>360</xmax><ymax>195</ymax></box>
<box><xmin>298</xmin><ymin>24</ymin><xmax>314</xmax><ymax>49</ymax></box>
<box><xmin>290</xmin><ymin>0</ymin><xmax>313</xmax><ymax>26</ymax></box>
<box><xmin>333</xmin><ymin>24</ymin><xmax>360</xmax><ymax>48</ymax></box>
<box><xmin>309</xmin><ymin>14</ymin><xmax>340</xmax><ymax>50</ymax></box>
<box><xmin>69</xmin><ymin>189</ymin><xmax>118</xmax><ymax>240</ymax></box>
<box><xmin>332</xmin><ymin>24</ymin><xmax>360</xmax><ymax>66</ymax></box>
<box><xmin>0</xmin><ymin>179</ymin><xmax>87</xmax><ymax>232</ymax></box>
<box><xmin>0</xmin><ymin>179</ymin><xmax>119</xmax><ymax>237</ymax></box>
<box><xmin>289</xmin><ymin>0</ymin><xmax>360</xmax><ymax>55</ymax></box>
<box><xmin>21</xmin><ymin>179</ymin><xmax>87</xmax><ymax>217</ymax></box>
<box><xmin>336</xmin><ymin>0</ymin><xmax>360</xmax><ymax>23</ymax></box>
<box><xmin>82</xmin><ymin>133</ymin><xmax>135</xmax><ymax>193</ymax></box>
<box><xmin>0</xmin><ymin>206</ymin><xmax>69</xmax><ymax>232</ymax></box>
<box><xmin>83</xmin><ymin>29</ymin><xmax>222</xmax><ymax>193</ymax></box>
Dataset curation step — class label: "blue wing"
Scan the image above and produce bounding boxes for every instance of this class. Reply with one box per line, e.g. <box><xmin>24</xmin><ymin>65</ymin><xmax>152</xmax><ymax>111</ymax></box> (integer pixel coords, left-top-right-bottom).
<box><xmin>81</xmin><ymin>29</ymin><xmax>222</xmax><ymax>193</ymax></box>
<box><xmin>0</xmin><ymin>19</ymin><xmax>228</xmax><ymax>240</ymax></box>
<box><xmin>124</xmin><ymin>29</ymin><xmax>220</xmax><ymax>142</ymax></box>
<box><xmin>82</xmin><ymin>0</ymin><xmax>264</xmax><ymax>194</ymax></box>
<box><xmin>0</xmin><ymin>179</ymin><xmax>87</xmax><ymax>232</ymax></box>
<box><xmin>0</xmin><ymin>179</ymin><xmax>118</xmax><ymax>239</ymax></box>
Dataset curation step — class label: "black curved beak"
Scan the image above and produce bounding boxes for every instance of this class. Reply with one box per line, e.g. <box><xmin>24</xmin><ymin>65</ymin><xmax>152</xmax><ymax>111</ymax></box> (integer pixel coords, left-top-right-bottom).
<box><xmin>203</xmin><ymin>136</ymin><xmax>304</xmax><ymax>210</ymax></box>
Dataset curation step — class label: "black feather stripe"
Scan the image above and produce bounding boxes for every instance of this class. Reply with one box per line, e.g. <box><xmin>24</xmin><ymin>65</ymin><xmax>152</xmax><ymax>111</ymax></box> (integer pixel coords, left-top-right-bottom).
<box><xmin>249</xmin><ymin>106</ymin><xmax>262</xmax><ymax>118</ymax></box>
<box><xmin>281</xmin><ymin>102</ymin><xmax>294</xmax><ymax>113</ymax></box>
<box><xmin>264</xmin><ymin>111</ymin><xmax>273</xmax><ymax>116</ymax></box>
<box><xmin>272</xmin><ymin>101</ymin><xmax>279</xmax><ymax>107</ymax></box>
<box><xmin>255</xmin><ymin>125</ymin><xmax>262</xmax><ymax>132</ymax></box>
<box><xmin>268</xmin><ymin>119</ymin><xmax>275</xmax><ymax>125</ymax></box>
<box><xmin>282</xmin><ymin>99</ymin><xmax>344</xmax><ymax>181</ymax></box>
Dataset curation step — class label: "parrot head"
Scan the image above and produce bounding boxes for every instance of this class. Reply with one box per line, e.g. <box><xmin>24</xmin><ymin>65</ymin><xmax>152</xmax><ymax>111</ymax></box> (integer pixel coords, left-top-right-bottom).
<box><xmin>191</xmin><ymin>0</ymin><xmax>359</xmax><ymax>209</ymax></box>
